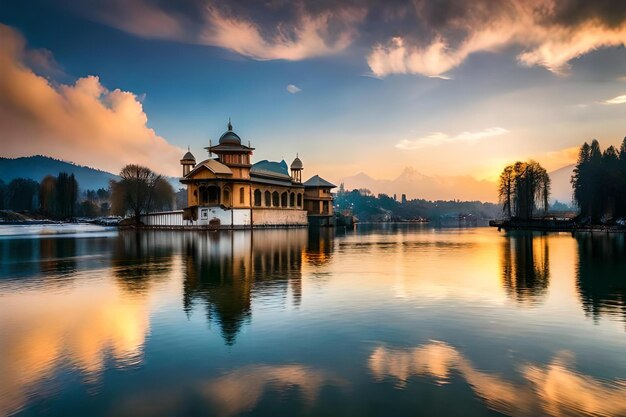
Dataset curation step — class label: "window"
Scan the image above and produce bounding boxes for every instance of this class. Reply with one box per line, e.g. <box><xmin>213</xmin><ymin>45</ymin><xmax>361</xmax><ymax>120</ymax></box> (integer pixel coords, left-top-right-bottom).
<box><xmin>223</xmin><ymin>188</ymin><xmax>230</xmax><ymax>206</ymax></box>
<box><xmin>272</xmin><ymin>191</ymin><xmax>279</xmax><ymax>207</ymax></box>
<box><xmin>240</xmin><ymin>187</ymin><xmax>245</xmax><ymax>204</ymax></box>
<box><xmin>297</xmin><ymin>193</ymin><xmax>302</xmax><ymax>207</ymax></box>
<box><xmin>265</xmin><ymin>191</ymin><xmax>271</xmax><ymax>207</ymax></box>
<box><xmin>289</xmin><ymin>192</ymin><xmax>295</xmax><ymax>207</ymax></box>
<box><xmin>281</xmin><ymin>192</ymin><xmax>288</xmax><ymax>207</ymax></box>
<box><xmin>254</xmin><ymin>189</ymin><xmax>261</xmax><ymax>206</ymax></box>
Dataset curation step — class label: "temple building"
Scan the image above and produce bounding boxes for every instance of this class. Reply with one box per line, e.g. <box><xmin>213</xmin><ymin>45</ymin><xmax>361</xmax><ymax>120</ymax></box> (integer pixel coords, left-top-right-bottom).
<box><xmin>141</xmin><ymin>121</ymin><xmax>335</xmax><ymax>229</ymax></box>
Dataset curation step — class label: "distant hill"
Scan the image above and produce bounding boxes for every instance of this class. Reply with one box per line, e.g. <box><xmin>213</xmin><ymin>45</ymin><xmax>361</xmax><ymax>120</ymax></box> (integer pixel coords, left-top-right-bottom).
<box><xmin>0</xmin><ymin>155</ymin><xmax>118</xmax><ymax>191</ymax></box>
<box><xmin>339</xmin><ymin>167</ymin><xmax>498</xmax><ymax>202</ymax></box>
<box><xmin>0</xmin><ymin>155</ymin><xmax>183</xmax><ymax>191</ymax></box>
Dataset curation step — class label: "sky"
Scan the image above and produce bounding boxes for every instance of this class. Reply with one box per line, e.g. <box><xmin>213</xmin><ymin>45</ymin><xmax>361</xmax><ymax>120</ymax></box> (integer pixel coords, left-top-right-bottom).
<box><xmin>2</xmin><ymin>0</ymin><xmax>626</xmax><ymax>196</ymax></box>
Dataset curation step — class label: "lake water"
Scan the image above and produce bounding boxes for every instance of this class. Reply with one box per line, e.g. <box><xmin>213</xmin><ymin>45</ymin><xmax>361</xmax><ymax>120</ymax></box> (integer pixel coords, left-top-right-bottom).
<box><xmin>1</xmin><ymin>225</ymin><xmax>625</xmax><ymax>417</ymax></box>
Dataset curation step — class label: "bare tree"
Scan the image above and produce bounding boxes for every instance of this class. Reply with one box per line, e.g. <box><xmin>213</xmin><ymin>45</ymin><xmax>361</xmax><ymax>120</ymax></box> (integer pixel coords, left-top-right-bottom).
<box><xmin>110</xmin><ymin>164</ymin><xmax>173</xmax><ymax>224</ymax></box>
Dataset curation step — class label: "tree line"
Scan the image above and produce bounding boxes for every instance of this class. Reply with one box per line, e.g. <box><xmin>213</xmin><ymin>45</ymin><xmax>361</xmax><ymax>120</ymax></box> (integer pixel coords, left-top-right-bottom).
<box><xmin>572</xmin><ymin>138</ymin><xmax>626</xmax><ymax>223</ymax></box>
<box><xmin>335</xmin><ymin>186</ymin><xmax>500</xmax><ymax>222</ymax></box>
<box><xmin>1</xmin><ymin>164</ymin><xmax>175</xmax><ymax>221</ymax></box>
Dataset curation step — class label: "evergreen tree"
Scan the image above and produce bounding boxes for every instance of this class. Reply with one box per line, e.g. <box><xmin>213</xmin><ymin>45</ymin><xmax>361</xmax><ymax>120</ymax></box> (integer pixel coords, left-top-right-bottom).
<box><xmin>55</xmin><ymin>172</ymin><xmax>78</xmax><ymax>219</ymax></box>
<box><xmin>40</xmin><ymin>175</ymin><xmax>57</xmax><ymax>217</ymax></box>
<box><xmin>7</xmin><ymin>179</ymin><xmax>39</xmax><ymax>211</ymax></box>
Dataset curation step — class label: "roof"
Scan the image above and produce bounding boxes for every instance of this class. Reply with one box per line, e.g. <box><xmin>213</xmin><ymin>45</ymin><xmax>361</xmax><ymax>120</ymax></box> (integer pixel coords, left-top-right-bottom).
<box><xmin>219</xmin><ymin>119</ymin><xmax>241</xmax><ymax>145</ymax></box>
<box><xmin>207</xmin><ymin>143</ymin><xmax>254</xmax><ymax>154</ymax></box>
<box><xmin>186</xmin><ymin>158</ymin><xmax>232</xmax><ymax>177</ymax></box>
<box><xmin>290</xmin><ymin>156</ymin><xmax>303</xmax><ymax>169</ymax></box>
<box><xmin>250</xmin><ymin>176</ymin><xmax>303</xmax><ymax>187</ymax></box>
<box><xmin>219</xmin><ymin>130</ymin><xmax>241</xmax><ymax>145</ymax></box>
<box><xmin>303</xmin><ymin>175</ymin><xmax>336</xmax><ymax>188</ymax></box>
<box><xmin>251</xmin><ymin>160</ymin><xmax>291</xmax><ymax>180</ymax></box>
<box><xmin>181</xmin><ymin>151</ymin><xmax>195</xmax><ymax>161</ymax></box>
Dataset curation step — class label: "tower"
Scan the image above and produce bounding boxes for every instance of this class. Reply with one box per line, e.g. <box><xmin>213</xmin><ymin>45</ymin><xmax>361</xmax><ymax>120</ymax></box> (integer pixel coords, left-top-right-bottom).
<box><xmin>205</xmin><ymin>119</ymin><xmax>254</xmax><ymax>179</ymax></box>
<box><xmin>290</xmin><ymin>154</ymin><xmax>303</xmax><ymax>183</ymax></box>
<box><xmin>180</xmin><ymin>147</ymin><xmax>196</xmax><ymax>177</ymax></box>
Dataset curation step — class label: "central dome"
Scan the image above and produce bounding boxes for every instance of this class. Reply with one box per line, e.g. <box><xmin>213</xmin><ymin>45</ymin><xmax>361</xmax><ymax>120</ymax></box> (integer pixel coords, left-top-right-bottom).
<box><xmin>219</xmin><ymin>119</ymin><xmax>241</xmax><ymax>145</ymax></box>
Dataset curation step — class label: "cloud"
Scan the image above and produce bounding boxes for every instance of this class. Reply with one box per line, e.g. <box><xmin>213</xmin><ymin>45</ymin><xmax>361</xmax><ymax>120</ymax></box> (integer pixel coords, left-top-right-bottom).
<box><xmin>286</xmin><ymin>84</ymin><xmax>301</xmax><ymax>94</ymax></box>
<box><xmin>63</xmin><ymin>0</ymin><xmax>626</xmax><ymax>75</ymax></box>
<box><xmin>199</xmin><ymin>6</ymin><xmax>363</xmax><ymax>61</ymax></box>
<box><xmin>605</xmin><ymin>94</ymin><xmax>626</xmax><ymax>104</ymax></box>
<box><xmin>78</xmin><ymin>0</ymin><xmax>364</xmax><ymax>62</ymax></box>
<box><xmin>0</xmin><ymin>24</ymin><xmax>182</xmax><ymax>176</ymax></box>
<box><xmin>368</xmin><ymin>0</ymin><xmax>626</xmax><ymax>77</ymax></box>
<box><xmin>396</xmin><ymin>127</ymin><xmax>508</xmax><ymax>150</ymax></box>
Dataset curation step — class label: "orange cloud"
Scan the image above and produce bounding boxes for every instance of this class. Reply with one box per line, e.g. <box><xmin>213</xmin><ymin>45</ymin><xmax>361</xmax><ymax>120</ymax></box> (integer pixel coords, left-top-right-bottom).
<box><xmin>368</xmin><ymin>0</ymin><xmax>626</xmax><ymax>77</ymax></box>
<box><xmin>0</xmin><ymin>24</ymin><xmax>182</xmax><ymax>176</ymax></box>
<box><xmin>199</xmin><ymin>6</ymin><xmax>363</xmax><ymax>61</ymax></box>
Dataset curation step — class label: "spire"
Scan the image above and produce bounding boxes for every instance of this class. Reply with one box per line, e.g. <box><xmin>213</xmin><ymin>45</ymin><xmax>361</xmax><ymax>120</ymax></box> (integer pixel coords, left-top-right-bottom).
<box><xmin>228</xmin><ymin>117</ymin><xmax>232</xmax><ymax>131</ymax></box>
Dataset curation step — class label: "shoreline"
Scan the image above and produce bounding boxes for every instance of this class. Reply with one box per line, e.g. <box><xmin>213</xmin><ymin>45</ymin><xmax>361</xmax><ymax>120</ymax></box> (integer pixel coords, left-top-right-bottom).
<box><xmin>489</xmin><ymin>219</ymin><xmax>626</xmax><ymax>233</ymax></box>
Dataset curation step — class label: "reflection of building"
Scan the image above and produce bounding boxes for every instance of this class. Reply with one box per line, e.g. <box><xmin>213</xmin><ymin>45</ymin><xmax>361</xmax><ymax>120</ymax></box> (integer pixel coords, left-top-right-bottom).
<box><xmin>141</xmin><ymin>121</ymin><xmax>335</xmax><ymax>229</ymax></box>
<box><xmin>304</xmin><ymin>227</ymin><xmax>335</xmax><ymax>266</ymax></box>
<box><xmin>501</xmin><ymin>233</ymin><xmax>549</xmax><ymax>306</ymax></box>
<box><xmin>576</xmin><ymin>234</ymin><xmax>626</xmax><ymax>324</ymax></box>
<box><xmin>182</xmin><ymin>229</ymin><xmax>306</xmax><ymax>344</ymax></box>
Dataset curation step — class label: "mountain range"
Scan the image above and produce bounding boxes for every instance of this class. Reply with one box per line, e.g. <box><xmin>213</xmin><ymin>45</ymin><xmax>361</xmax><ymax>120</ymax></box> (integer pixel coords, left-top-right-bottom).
<box><xmin>338</xmin><ymin>165</ymin><xmax>575</xmax><ymax>204</ymax></box>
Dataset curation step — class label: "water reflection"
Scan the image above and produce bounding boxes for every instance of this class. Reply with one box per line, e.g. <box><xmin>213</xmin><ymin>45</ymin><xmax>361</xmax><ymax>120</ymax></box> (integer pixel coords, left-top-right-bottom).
<box><xmin>113</xmin><ymin>231</ymin><xmax>176</xmax><ymax>296</ymax></box>
<box><xmin>369</xmin><ymin>342</ymin><xmax>626</xmax><ymax>416</ymax></box>
<box><xmin>576</xmin><ymin>234</ymin><xmax>626</xmax><ymax>325</ymax></box>
<box><xmin>0</xmin><ymin>282</ymin><xmax>149</xmax><ymax>416</ymax></box>
<box><xmin>3</xmin><ymin>226</ymin><xmax>626</xmax><ymax>417</ymax></box>
<box><xmin>182</xmin><ymin>230</ymin><xmax>306</xmax><ymax>345</ymax></box>
<box><xmin>202</xmin><ymin>364</ymin><xmax>344</xmax><ymax>417</ymax></box>
<box><xmin>304</xmin><ymin>227</ymin><xmax>334</xmax><ymax>266</ymax></box>
<box><xmin>501</xmin><ymin>232</ymin><xmax>550</xmax><ymax>306</ymax></box>
<box><xmin>110</xmin><ymin>363</ymin><xmax>343</xmax><ymax>417</ymax></box>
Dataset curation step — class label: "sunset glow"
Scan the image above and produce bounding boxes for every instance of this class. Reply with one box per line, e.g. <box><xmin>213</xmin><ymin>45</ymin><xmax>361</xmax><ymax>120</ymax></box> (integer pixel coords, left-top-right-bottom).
<box><xmin>2</xmin><ymin>1</ymin><xmax>626</xmax><ymax>199</ymax></box>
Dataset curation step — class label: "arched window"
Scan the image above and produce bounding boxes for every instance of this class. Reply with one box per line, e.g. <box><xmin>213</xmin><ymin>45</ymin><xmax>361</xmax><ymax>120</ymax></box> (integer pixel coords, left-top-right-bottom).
<box><xmin>281</xmin><ymin>192</ymin><xmax>288</xmax><ymax>207</ymax></box>
<box><xmin>289</xmin><ymin>192</ymin><xmax>295</xmax><ymax>207</ymax></box>
<box><xmin>265</xmin><ymin>191</ymin><xmax>271</xmax><ymax>207</ymax></box>
<box><xmin>297</xmin><ymin>193</ymin><xmax>302</xmax><ymax>207</ymax></box>
<box><xmin>207</xmin><ymin>186</ymin><xmax>220</xmax><ymax>205</ymax></box>
<box><xmin>240</xmin><ymin>187</ymin><xmax>245</xmax><ymax>204</ymax></box>
<box><xmin>272</xmin><ymin>191</ymin><xmax>279</xmax><ymax>207</ymax></box>
<box><xmin>254</xmin><ymin>189</ymin><xmax>261</xmax><ymax>206</ymax></box>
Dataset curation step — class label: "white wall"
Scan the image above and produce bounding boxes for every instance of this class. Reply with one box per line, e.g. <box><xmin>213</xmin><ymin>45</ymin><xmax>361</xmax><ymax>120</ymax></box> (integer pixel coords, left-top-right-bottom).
<box><xmin>141</xmin><ymin>206</ymin><xmax>307</xmax><ymax>228</ymax></box>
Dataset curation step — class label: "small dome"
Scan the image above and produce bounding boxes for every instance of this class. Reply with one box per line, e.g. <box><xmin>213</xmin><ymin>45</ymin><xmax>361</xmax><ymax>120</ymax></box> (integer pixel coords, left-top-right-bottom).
<box><xmin>290</xmin><ymin>155</ymin><xmax>303</xmax><ymax>170</ymax></box>
<box><xmin>181</xmin><ymin>148</ymin><xmax>195</xmax><ymax>162</ymax></box>
<box><xmin>219</xmin><ymin>119</ymin><xmax>242</xmax><ymax>145</ymax></box>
